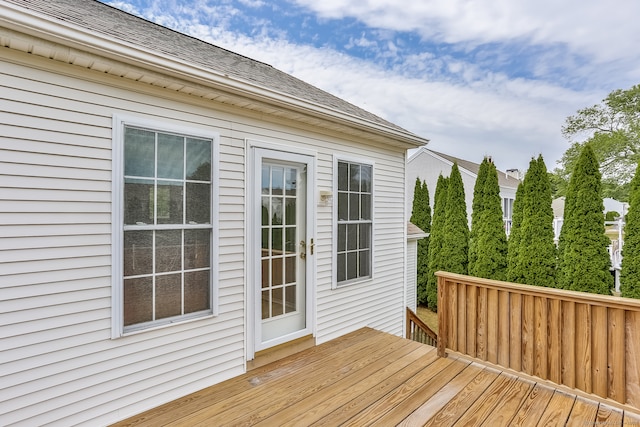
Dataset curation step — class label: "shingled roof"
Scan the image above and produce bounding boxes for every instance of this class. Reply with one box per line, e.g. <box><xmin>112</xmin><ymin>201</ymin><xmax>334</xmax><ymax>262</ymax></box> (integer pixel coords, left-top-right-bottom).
<box><xmin>412</xmin><ymin>148</ymin><xmax>521</xmax><ymax>189</ymax></box>
<box><xmin>2</xmin><ymin>0</ymin><xmax>427</xmax><ymax>147</ymax></box>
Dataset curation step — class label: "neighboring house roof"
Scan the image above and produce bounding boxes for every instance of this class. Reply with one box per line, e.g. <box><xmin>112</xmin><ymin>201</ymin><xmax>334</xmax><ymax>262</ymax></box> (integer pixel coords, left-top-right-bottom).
<box><xmin>407</xmin><ymin>222</ymin><xmax>428</xmax><ymax>240</ymax></box>
<box><xmin>424</xmin><ymin>149</ymin><xmax>520</xmax><ymax>189</ymax></box>
<box><xmin>1</xmin><ymin>0</ymin><xmax>428</xmax><ymax>148</ymax></box>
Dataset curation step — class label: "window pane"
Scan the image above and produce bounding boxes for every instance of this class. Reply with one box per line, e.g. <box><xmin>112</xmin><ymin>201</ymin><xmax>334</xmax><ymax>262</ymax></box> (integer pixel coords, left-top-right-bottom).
<box><xmin>185</xmin><ymin>270</ymin><xmax>210</xmax><ymax>313</ymax></box>
<box><xmin>361</xmin><ymin>194</ymin><xmax>372</xmax><ymax>220</ymax></box>
<box><xmin>272</xmin><ymin>167</ymin><xmax>284</xmax><ymax>195</ymax></box>
<box><xmin>338</xmin><ymin>192</ymin><xmax>348</xmax><ymax>221</ymax></box>
<box><xmin>124</xmin><ymin>276</ymin><xmax>153</xmax><ymax>326</ymax></box>
<box><xmin>261</xmin><ymin>165</ymin><xmax>270</xmax><ymax>195</ymax></box>
<box><xmin>337</xmin><ymin>253</ymin><xmax>346</xmax><ymax>283</ymax></box>
<box><xmin>359</xmin><ymin>223</ymin><xmax>371</xmax><ymax>249</ymax></box>
<box><xmin>361</xmin><ymin>165</ymin><xmax>372</xmax><ymax>193</ymax></box>
<box><xmin>337</xmin><ymin>224</ymin><xmax>347</xmax><ymax>252</ymax></box>
<box><xmin>285</xmin><ymin>168</ymin><xmax>297</xmax><ymax>196</ymax></box>
<box><xmin>349</xmin><ymin>193</ymin><xmax>360</xmax><ymax>220</ymax></box>
<box><xmin>262</xmin><ymin>228</ymin><xmax>269</xmax><ymax>252</ymax></box>
<box><xmin>271</xmin><ymin>197</ymin><xmax>283</xmax><ymax>225</ymax></box>
<box><xmin>186</xmin><ymin>138</ymin><xmax>211</xmax><ymax>181</ymax></box>
<box><xmin>124</xmin><ymin>230</ymin><xmax>153</xmax><ymax>276</ymax></box>
<box><xmin>262</xmin><ymin>197</ymin><xmax>270</xmax><ymax>226</ymax></box>
<box><xmin>272</xmin><ymin>227</ymin><xmax>283</xmax><ymax>252</ymax></box>
<box><xmin>157</xmin><ymin>181</ymin><xmax>184</xmax><ymax>224</ymax></box>
<box><xmin>347</xmin><ymin>252</ymin><xmax>358</xmax><ymax>280</ymax></box>
<box><xmin>285</xmin><ymin>198</ymin><xmax>296</xmax><ymax>225</ymax></box>
<box><xmin>157</xmin><ymin>133</ymin><xmax>184</xmax><ymax>179</ymax></box>
<box><xmin>155</xmin><ymin>273</ymin><xmax>182</xmax><ymax>319</ymax></box>
<box><xmin>261</xmin><ymin>259</ymin><xmax>270</xmax><ymax>288</ymax></box>
<box><xmin>285</xmin><ymin>285</ymin><xmax>296</xmax><ymax>313</ymax></box>
<box><xmin>359</xmin><ymin>250</ymin><xmax>371</xmax><ymax>277</ymax></box>
<box><xmin>262</xmin><ymin>290</ymin><xmax>270</xmax><ymax>319</ymax></box>
<box><xmin>338</xmin><ymin>161</ymin><xmax>348</xmax><ymax>191</ymax></box>
<box><xmin>349</xmin><ymin>163</ymin><xmax>360</xmax><ymax>192</ymax></box>
<box><xmin>124</xmin><ymin>128</ymin><xmax>155</xmax><ymax>177</ymax></box>
<box><xmin>186</xmin><ymin>182</ymin><xmax>210</xmax><ymax>224</ymax></box>
<box><xmin>272</xmin><ymin>257</ymin><xmax>283</xmax><ymax>286</ymax></box>
<box><xmin>285</xmin><ymin>227</ymin><xmax>296</xmax><ymax>253</ymax></box>
<box><xmin>184</xmin><ymin>229</ymin><xmax>210</xmax><ymax>269</ymax></box>
<box><xmin>272</xmin><ymin>287</ymin><xmax>283</xmax><ymax>317</ymax></box>
<box><xmin>285</xmin><ymin>255</ymin><xmax>296</xmax><ymax>284</ymax></box>
<box><xmin>347</xmin><ymin>224</ymin><xmax>358</xmax><ymax>251</ymax></box>
<box><xmin>156</xmin><ymin>230</ymin><xmax>182</xmax><ymax>273</ymax></box>
<box><xmin>124</xmin><ymin>178</ymin><xmax>154</xmax><ymax>225</ymax></box>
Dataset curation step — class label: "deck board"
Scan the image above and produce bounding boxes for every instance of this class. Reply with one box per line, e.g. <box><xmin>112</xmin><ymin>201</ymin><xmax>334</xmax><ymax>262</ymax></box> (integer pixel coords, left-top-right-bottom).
<box><xmin>112</xmin><ymin>327</ymin><xmax>640</xmax><ymax>427</ymax></box>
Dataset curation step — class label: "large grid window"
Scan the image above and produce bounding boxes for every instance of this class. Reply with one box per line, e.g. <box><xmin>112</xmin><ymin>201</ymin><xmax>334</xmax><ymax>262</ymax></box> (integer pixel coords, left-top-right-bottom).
<box><xmin>336</xmin><ymin>160</ymin><xmax>372</xmax><ymax>285</ymax></box>
<box><xmin>120</xmin><ymin>125</ymin><xmax>214</xmax><ymax>332</ymax></box>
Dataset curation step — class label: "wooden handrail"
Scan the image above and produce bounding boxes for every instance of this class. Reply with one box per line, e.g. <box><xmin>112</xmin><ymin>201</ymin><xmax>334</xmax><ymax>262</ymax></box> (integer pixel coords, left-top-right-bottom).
<box><xmin>406</xmin><ymin>307</ymin><xmax>437</xmax><ymax>347</ymax></box>
<box><xmin>436</xmin><ymin>271</ymin><xmax>640</xmax><ymax>412</ymax></box>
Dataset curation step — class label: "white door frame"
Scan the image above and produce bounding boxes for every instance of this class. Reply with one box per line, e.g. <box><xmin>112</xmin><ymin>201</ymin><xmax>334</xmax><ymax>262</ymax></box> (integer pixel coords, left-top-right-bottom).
<box><xmin>246</xmin><ymin>140</ymin><xmax>316</xmax><ymax>359</ymax></box>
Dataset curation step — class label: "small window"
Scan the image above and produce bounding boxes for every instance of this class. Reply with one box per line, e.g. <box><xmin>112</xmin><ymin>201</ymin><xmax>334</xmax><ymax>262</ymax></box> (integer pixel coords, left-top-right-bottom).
<box><xmin>113</xmin><ymin>118</ymin><xmax>217</xmax><ymax>335</ymax></box>
<box><xmin>335</xmin><ymin>158</ymin><xmax>373</xmax><ymax>286</ymax></box>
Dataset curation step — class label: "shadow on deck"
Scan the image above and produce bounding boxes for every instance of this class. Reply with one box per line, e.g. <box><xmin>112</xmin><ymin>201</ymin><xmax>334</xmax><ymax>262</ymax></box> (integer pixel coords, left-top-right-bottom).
<box><xmin>112</xmin><ymin>327</ymin><xmax>640</xmax><ymax>426</ymax></box>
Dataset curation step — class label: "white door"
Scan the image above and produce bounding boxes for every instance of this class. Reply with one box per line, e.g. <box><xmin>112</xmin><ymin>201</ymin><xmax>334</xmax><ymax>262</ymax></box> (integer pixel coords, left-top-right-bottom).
<box><xmin>252</xmin><ymin>148</ymin><xmax>314</xmax><ymax>351</ymax></box>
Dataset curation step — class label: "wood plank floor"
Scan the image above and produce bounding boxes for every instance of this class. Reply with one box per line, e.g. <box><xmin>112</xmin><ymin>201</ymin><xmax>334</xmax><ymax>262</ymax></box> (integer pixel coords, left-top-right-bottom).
<box><xmin>112</xmin><ymin>328</ymin><xmax>640</xmax><ymax>427</ymax></box>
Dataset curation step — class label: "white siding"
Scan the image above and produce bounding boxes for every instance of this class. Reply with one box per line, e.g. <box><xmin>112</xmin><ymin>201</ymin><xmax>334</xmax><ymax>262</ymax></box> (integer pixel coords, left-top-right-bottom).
<box><xmin>406</xmin><ymin>240</ymin><xmax>417</xmax><ymax>312</ymax></box>
<box><xmin>1</xmin><ymin>51</ymin><xmax>248</xmax><ymax>426</ymax></box>
<box><xmin>1</xmin><ymin>47</ymin><xmax>409</xmax><ymax>425</ymax></box>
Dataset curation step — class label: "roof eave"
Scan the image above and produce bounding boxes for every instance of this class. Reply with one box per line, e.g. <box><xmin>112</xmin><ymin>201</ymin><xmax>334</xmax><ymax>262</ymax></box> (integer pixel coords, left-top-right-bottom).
<box><xmin>0</xmin><ymin>2</ymin><xmax>428</xmax><ymax>149</ymax></box>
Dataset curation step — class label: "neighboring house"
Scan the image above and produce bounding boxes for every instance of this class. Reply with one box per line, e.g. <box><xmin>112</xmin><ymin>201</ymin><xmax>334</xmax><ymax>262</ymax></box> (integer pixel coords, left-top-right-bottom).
<box><xmin>552</xmin><ymin>197</ymin><xmax>629</xmax><ymax>240</ymax></box>
<box><xmin>406</xmin><ymin>147</ymin><xmax>520</xmax><ymax>233</ymax></box>
<box><xmin>0</xmin><ymin>1</ymin><xmax>429</xmax><ymax>425</ymax></box>
<box><xmin>405</xmin><ymin>222</ymin><xmax>429</xmax><ymax>312</ymax></box>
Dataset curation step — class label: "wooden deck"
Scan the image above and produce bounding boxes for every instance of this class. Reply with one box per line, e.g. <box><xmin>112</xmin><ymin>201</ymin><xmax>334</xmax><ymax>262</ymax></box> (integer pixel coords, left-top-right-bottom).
<box><xmin>113</xmin><ymin>328</ymin><xmax>640</xmax><ymax>426</ymax></box>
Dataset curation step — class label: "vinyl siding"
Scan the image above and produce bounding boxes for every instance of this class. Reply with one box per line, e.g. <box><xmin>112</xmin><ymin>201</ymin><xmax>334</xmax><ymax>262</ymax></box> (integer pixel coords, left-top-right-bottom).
<box><xmin>1</xmin><ymin>45</ymin><xmax>409</xmax><ymax>425</ymax></box>
<box><xmin>406</xmin><ymin>240</ymin><xmax>418</xmax><ymax>312</ymax></box>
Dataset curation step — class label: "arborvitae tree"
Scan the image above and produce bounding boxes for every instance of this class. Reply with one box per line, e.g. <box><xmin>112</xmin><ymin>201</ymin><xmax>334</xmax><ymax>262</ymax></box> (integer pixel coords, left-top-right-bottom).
<box><xmin>472</xmin><ymin>161</ymin><xmax>508</xmax><ymax>280</ymax></box>
<box><xmin>426</xmin><ymin>175</ymin><xmax>448</xmax><ymax>310</ymax></box>
<box><xmin>507</xmin><ymin>182</ymin><xmax>524</xmax><ymax>282</ymax></box>
<box><xmin>557</xmin><ymin>145</ymin><xmax>611</xmax><ymax>294</ymax></box>
<box><xmin>621</xmin><ymin>161</ymin><xmax>640</xmax><ymax>298</ymax></box>
<box><xmin>441</xmin><ymin>163</ymin><xmax>469</xmax><ymax>275</ymax></box>
<box><xmin>516</xmin><ymin>156</ymin><xmax>556</xmax><ymax>287</ymax></box>
<box><xmin>410</xmin><ymin>178</ymin><xmax>431</xmax><ymax>305</ymax></box>
<box><xmin>468</xmin><ymin>158</ymin><xmax>490</xmax><ymax>276</ymax></box>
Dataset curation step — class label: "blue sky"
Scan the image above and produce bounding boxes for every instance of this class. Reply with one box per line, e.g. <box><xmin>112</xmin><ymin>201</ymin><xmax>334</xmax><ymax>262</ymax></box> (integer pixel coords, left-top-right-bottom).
<box><xmin>104</xmin><ymin>0</ymin><xmax>640</xmax><ymax>172</ymax></box>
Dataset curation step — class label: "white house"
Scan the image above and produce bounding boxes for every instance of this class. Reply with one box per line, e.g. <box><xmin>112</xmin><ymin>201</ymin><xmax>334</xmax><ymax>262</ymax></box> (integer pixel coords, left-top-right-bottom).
<box><xmin>0</xmin><ymin>1</ymin><xmax>429</xmax><ymax>425</ymax></box>
<box><xmin>407</xmin><ymin>148</ymin><xmax>520</xmax><ymax>232</ymax></box>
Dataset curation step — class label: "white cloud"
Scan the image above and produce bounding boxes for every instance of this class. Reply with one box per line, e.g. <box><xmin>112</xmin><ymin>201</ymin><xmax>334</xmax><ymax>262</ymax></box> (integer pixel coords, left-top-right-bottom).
<box><xmin>105</xmin><ymin>0</ymin><xmax>630</xmax><ymax>172</ymax></box>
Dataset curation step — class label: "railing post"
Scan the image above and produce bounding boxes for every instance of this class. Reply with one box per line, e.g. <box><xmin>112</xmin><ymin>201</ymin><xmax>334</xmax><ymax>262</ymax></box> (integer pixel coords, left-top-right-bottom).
<box><xmin>437</xmin><ymin>273</ymin><xmax>447</xmax><ymax>358</ymax></box>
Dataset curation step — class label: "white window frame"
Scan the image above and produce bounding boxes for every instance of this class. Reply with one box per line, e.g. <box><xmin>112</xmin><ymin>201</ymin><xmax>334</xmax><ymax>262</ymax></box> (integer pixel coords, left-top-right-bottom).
<box><xmin>111</xmin><ymin>114</ymin><xmax>219</xmax><ymax>338</ymax></box>
<box><xmin>332</xmin><ymin>155</ymin><xmax>374</xmax><ymax>289</ymax></box>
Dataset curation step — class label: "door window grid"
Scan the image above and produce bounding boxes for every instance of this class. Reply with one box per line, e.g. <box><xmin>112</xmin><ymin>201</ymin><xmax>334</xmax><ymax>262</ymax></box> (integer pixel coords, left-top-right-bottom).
<box><xmin>261</xmin><ymin>164</ymin><xmax>298</xmax><ymax>320</ymax></box>
<box><xmin>122</xmin><ymin>126</ymin><xmax>213</xmax><ymax>331</ymax></box>
<box><xmin>336</xmin><ymin>160</ymin><xmax>372</xmax><ymax>285</ymax></box>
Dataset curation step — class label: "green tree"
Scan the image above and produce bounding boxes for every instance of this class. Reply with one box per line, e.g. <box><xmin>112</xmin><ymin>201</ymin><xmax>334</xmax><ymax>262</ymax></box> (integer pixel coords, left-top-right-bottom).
<box><xmin>556</xmin><ymin>84</ymin><xmax>640</xmax><ymax>201</ymax></box>
<box><xmin>621</xmin><ymin>161</ymin><xmax>640</xmax><ymax>298</ymax></box>
<box><xmin>410</xmin><ymin>178</ymin><xmax>431</xmax><ymax>305</ymax></box>
<box><xmin>472</xmin><ymin>161</ymin><xmax>508</xmax><ymax>280</ymax></box>
<box><xmin>441</xmin><ymin>163</ymin><xmax>469</xmax><ymax>276</ymax></box>
<box><xmin>426</xmin><ymin>175</ymin><xmax>448</xmax><ymax>310</ymax></box>
<box><xmin>515</xmin><ymin>156</ymin><xmax>556</xmax><ymax>287</ymax></box>
<box><xmin>468</xmin><ymin>158</ymin><xmax>490</xmax><ymax>276</ymax></box>
<box><xmin>507</xmin><ymin>182</ymin><xmax>524</xmax><ymax>282</ymax></box>
<box><xmin>557</xmin><ymin>145</ymin><xmax>612</xmax><ymax>294</ymax></box>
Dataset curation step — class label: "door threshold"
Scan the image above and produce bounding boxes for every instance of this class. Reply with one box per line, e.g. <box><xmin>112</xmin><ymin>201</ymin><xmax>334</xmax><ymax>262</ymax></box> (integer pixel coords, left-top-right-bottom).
<box><xmin>247</xmin><ymin>334</ymin><xmax>315</xmax><ymax>371</ymax></box>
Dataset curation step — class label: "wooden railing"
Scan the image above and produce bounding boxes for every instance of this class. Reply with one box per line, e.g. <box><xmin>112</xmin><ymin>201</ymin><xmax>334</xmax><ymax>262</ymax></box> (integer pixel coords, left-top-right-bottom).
<box><xmin>406</xmin><ymin>307</ymin><xmax>438</xmax><ymax>347</ymax></box>
<box><xmin>436</xmin><ymin>271</ymin><xmax>640</xmax><ymax>411</ymax></box>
